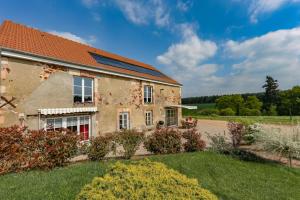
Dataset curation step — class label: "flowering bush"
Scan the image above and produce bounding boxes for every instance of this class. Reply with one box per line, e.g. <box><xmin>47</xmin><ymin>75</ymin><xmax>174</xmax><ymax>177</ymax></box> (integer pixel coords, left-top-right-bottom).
<box><xmin>114</xmin><ymin>129</ymin><xmax>144</xmax><ymax>159</ymax></box>
<box><xmin>207</xmin><ymin>133</ymin><xmax>232</xmax><ymax>154</ymax></box>
<box><xmin>182</xmin><ymin>129</ymin><xmax>206</xmax><ymax>152</ymax></box>
<box><xmin>144</xmin><ymin>128</ymin><xmax>182</xmax><ymax>154</ymax></box>
<box><xmin>88</xmin><ymin>134</ymin><xmax>114</xmax><ymax>161</ymax></box>
<box><xmin>0</xmin><ymin>126</ymin><xmax>78</xmax><ymax>174</ymax></box>
<box><xmin>255</xmin><ymin>126</ymin><xmax>300</xmax><ymax>167</ymax></box>
<box><xmin>243</xmin><ymin>123</ymin><xmax>262</xmax><ymax>145</ymax></box>
<box><xmin>76</xmin><ymin>160</ymin><xmax>218</xmax><ymax>200</ymax></box>
<box><xmin>227</xmin><ymin>122</ymin><xmax>245</xmax><ymax>148</ymax></box>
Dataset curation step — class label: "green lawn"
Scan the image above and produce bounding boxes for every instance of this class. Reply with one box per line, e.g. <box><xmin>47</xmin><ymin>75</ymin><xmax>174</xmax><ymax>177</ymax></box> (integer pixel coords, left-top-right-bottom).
<box><xmin>0</xmin><ymin>152</ymin><xmax>299</xmax><ymax>200</ymax></box>
<box><xmin>191</xmin><ymin>115</ymin><xmax>300</xmax><ymax>125</ymax></box>
<box><xmin>182</xmin><ymin>103</ymin><xmax>300</xmax><ymax>125</ymax></box>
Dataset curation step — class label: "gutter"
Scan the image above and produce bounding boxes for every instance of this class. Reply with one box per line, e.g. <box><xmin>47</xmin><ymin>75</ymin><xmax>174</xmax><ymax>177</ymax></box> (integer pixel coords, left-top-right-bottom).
<box><xmin>0</xmin><ymin>48</ymin><xmax>182</xmax><ymax>88</ymax></box>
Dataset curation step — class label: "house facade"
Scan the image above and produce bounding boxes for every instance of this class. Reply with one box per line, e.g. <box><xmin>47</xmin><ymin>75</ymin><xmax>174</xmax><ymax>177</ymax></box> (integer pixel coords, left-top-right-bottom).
<box><xmin>0</xmin><ymin>21</ymin><xmax>182</xmax><ymax>140</ymax></box>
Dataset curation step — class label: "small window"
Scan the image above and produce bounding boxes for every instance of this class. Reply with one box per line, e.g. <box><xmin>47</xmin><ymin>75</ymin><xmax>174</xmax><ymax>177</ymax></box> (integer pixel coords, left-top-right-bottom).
<box><xmin>73</xmin><ymin>76</ymin><xmax>93</xmax><ymax>103</ymax></box>
<box><xmin>119</xmin><ymin>112</ymin><xmax>129</xmax><ymax>130</ymax></box>
<box><xmin>46</xmin><ymin>118</ymin><xmax>63</xmax><ymax>131</ymax></box>
<box><xmin>145</xmin><ymin>111</ymin><xmax>153</xmax><ymax>126</ymax></box>
<box><xmin>144</xmin><ymin>85</ymin><xmax>153</xmax><ymax>103</ymax></box>
<box><xmin>67</xmin><ymin>117</ymin><xmax>78</xmax><ymax>132</ymax></box>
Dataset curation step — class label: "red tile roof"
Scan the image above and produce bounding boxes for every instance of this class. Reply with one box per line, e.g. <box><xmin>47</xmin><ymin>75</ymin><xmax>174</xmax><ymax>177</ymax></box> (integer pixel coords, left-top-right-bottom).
<box><xmin>0</xmin><ymin>20</ymin><xmax>180</xmax><ymax>85</ymax></box>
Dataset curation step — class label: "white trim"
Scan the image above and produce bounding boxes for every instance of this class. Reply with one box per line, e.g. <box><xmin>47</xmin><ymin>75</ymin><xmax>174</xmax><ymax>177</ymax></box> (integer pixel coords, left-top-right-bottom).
<box><xmin>167</xmin><ymin>105</ymin><xmax>197</xmax><ymax>110</ymax></box>
<box><xmin>38</xmin><ymin>107</ymin><xmax>97</xmax><ymax>115</ymax></box>
<box><xmin>45</xmin><ymin>115</ymin><xmax>91</xmax><ymax>141</ymax></box>
<box><xmin>1</xmin><ymin>49</ymin><xmax>181</xmax><ymax>87</ymax></box>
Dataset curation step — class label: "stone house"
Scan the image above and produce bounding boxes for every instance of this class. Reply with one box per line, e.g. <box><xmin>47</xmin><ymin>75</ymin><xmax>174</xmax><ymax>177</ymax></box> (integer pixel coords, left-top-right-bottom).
<box><xmin>0</xmin><ymin>20</ymin><xmax>182</xmax><ymax>140</ymax></box>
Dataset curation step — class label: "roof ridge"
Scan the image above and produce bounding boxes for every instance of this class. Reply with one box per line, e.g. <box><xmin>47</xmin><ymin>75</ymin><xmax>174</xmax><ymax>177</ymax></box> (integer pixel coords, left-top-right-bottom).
<box><xmin>0</xmin><ymin>20</ymin><xmax>180</xmax><ymax>85</ymax></box>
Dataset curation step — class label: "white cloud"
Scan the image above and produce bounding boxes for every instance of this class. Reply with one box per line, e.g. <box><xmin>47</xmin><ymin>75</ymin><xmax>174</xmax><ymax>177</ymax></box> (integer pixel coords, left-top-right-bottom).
<box><xmin>223</xmin><ymin>27</ymin><xmax>300</xmax><ymax>94</ymax></box>
<box><xmin>49</xmin><ymin>31</ymin><xmax>97</xmax><ymax>45</ymax></box>
<box><xmin>158</xmin><ymin>25</ymin><xmax>300</xmax><ymax>97</ymax></box>
<box><xmin>176</xmin><ymin>0</ymin><xmax>192</xmax><ymax>12</ymax></box>
<box><xmin>247</xmin><ymin>0</ymin><xmax>300</xmax><ymax>23</ymax></box>
<box><xmin>157</xmin><ymin>24</ymin><xmax>221</xmax><ymax>96</ymax></box>
<box><xmin>114</xmin><ymin>0</ymin><xmax>170</xmax><ymax>27</ymax></box>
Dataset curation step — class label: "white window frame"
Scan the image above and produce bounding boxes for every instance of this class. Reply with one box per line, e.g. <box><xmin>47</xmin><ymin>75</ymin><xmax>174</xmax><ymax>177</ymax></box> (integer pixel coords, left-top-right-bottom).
<box><xmin>145</xmin><ymin>111</ymin><xmax>153</xmax><ymax>126</ymax></box>
<box><xmin>45</xmin><ymin>115</ymin><xmax>91</xmax><ymax>141</ymax></box>
<box><xmin>165</xmin><ymin>108</ymin><xmax>177</xmax><ymax>126</ymax></box>
<box><xmin>73</xmin><ymin>76</ymin><xmax>94</xmax><ymax>103</ymax></box>
<box><xmin>144</xmin><ymin>85</ymin><xmax>153</xmax><ymax>104</ymax></box>
<box><xmin>119</xmin><ymin>112</ymin><xmax>130</xmax><ymax>130</ymax></box>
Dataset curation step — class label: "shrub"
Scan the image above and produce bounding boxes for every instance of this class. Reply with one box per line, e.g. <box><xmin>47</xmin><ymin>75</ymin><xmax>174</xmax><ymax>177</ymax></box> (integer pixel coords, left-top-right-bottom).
<box><xmin>115</xmin><ymin>129</ymin><xmax>144</xmax><ymax>159</ymax></box>
<box><xmin>0</xmin><ymin>126</ymin><xmax>78</xmax><ymax>174</ymax></box>
<box><xmin>219</xmin><ymin>108</ymin><xmax>235</xmax><ymax>116</ymax></box>
<box><xmin>207</xmin><ymin>133</ymin><xmax>232</xmax><ymax>154</ymax></box>
<box><xmin>240</xmin><ymin>108</ymin><xmax>261</xmax><ymax>116</ymax></box>
<box><xmin>0</xmin><ymin>126</ymin><xmax>26</xmax><ymax>174</ymax></box>
<box><xmin>243</xmin><ymin>123</ymin><xmax>262</xmax><ymax>145</ymax></box>
<box><xmin>182</xmin><ymin>129</ymin><xmax>206</xmax><ymax>152</ymax></box>
<box><xmin>198</xmin><ymin>108</ymin><xmax>219</xmax><ymax>116</ymax></box>
<box><xmin>255</xmin><ymin>126</ymin><xmax>300</xmax><ymax>167</ymax></box>
<box><xmin>227</xmin><ymin>122</ymin><xmax>245</xmax><ymax>148</ymax></box>
<box><xmin>88</xmin><ymin>134</ymin><xmax>114</xmax><ymax>161</ymax></box>
<box><xmin>76</xmin><ymin>160</ymin><xmax>218</xmax><ymax>200</ymax></box>
<box><xmin>144</xmin><ymin>128</ymin><xmax>182</xmax><ymax>154</ymax></box>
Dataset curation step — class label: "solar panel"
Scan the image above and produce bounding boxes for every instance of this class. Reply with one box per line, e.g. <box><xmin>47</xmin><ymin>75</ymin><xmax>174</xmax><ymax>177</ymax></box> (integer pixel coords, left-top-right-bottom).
<box><xmin>89</xmin><ymin>52</ymin><xmax>164</xmax><ymax>77</ymax></box>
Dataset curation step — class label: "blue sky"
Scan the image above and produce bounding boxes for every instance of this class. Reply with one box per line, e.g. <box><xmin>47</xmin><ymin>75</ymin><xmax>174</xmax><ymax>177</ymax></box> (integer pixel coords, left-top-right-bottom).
<box><xmin>1</xmin><ymin>0</ymin><xmax>300</xmax><ymax>97</ymax></box>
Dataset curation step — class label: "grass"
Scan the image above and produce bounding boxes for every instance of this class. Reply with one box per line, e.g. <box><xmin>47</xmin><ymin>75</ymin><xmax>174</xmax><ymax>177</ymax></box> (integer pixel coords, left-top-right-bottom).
<box><xmin>0</xmin><ymin>152</ymin><xmax>299</xmax><ymax>200</ymax></box>
<box><xmin>191</xmin><ymin>115</ymin><xmax>300</xmax><ymax>125</ymax></box>
<box><xmin>182</xmin><ymin>103</ymin><xmax>300</xmax><ymax>125</ymax></box>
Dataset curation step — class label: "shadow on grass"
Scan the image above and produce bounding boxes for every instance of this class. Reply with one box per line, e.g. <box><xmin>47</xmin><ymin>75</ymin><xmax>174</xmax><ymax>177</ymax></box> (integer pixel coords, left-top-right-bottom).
<box><xmin>227</xmin><ymin>149</ymin><xmax>281</xmax><ymax>165</ymax></box>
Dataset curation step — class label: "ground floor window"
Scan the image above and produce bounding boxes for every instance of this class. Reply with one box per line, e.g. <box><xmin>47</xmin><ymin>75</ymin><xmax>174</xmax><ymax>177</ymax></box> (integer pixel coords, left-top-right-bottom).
<box><xmin>165</xmin><ymin>108</ymin><xmax>177</xmax><ymax>126</ymax></box>
<box><xmin>119</xmin><ymin>112</ymin><xmax>129</xmax><ymax>130</ymax></box>
<box><xmin>145</xmin><ymin>111</ymin><xmax>153</xmax><ymax>126</ymax></box>
<box><xmin>45</xmin><ymin>115</ymin><xmax>91</xmax><ymax>140</ymax></box>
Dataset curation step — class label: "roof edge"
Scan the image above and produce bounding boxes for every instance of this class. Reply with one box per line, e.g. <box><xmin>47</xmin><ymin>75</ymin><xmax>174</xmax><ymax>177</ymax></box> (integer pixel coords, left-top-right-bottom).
<box><xmin>0</xmin><ymin>48</ymin><xmax>182</xmax><ymax>87</ymax></box>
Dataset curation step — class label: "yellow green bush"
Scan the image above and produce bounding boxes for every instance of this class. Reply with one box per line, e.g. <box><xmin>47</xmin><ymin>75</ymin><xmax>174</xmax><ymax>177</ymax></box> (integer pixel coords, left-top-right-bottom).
<box><xmin>76</xmin><ymin>159</ymin><xmax>218</xmax><ymax>200</ymax></box>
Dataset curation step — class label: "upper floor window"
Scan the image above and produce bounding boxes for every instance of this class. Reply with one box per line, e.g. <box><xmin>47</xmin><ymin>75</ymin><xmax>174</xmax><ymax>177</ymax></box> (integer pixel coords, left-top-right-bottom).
<box><xmin>73</xmin><ymin>76</ymin><xmax>93</xmax><ymax>103</ymax></box>
<box><xmin>144</xmin><ymin>85</ymin><xmax>153</xmax><ymax>103</ymax></box>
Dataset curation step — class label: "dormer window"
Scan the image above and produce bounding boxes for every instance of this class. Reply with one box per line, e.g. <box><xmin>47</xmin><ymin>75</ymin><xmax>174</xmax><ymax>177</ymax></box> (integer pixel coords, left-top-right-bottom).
<box><xmin>144</xmin><ymin>85</ymin><xmax>153</xmax><ymax>104</ymax></box>
<box><xmin>73</xmin><ymin>76</ymin><xmax>93</xmax><ymax>103</ymax></box>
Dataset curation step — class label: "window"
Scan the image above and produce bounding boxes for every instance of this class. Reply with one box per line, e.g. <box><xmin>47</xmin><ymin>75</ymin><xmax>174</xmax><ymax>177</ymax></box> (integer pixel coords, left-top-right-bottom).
<box><xmin>145</xmin><ymin>111</ymin><xmax>153</xmax><ymax>126</ymax></box>
<box><xmin>90</xmin><ymin>53</ymin><xmax>164</xmax><ymax>77</ymax></box>
<box><xmin>46</xmin><ymin>118</ymin><xmax>62</xmax><ymax>131</ymax></box>
<box><xmin>144</xmin><ymin>85</ymin><xmax>153</xmax><ymax>103</ymax></box>
<box><xmin>45</xmin><ymin>116</ymin><xmax>90</xmax><ymax>141</ymax></box>
<box><xmin>67</xmin><ymin>117</ymin><xmax>78</xmax><ymax>132</ymax></box>
<box><xmin>119</xmin><ymin>112</ymin><xmax>129</xmax><ymax>130</ymax></box>
<box><xmin>165</xmin><ymin>108</ymin><xmax>177</xmax><ymax>126</ymax></box>
<box><xmin>73</xmin><ymin>76</ymin><xmax>93</xmax><ymax>103</ymax></box>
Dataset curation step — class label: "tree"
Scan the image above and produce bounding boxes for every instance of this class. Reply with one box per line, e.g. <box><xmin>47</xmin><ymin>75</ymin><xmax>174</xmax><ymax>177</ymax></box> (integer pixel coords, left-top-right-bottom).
<box><xmin>262</xmin><ymin>76</ymin><xmax>279</xmax><ymax>113</ymax></box>
<box><xmin>216</xmin><ymin>95</ymin><xmax>244</xmax><ymax>115</ymax></box>
<box><xmin>277</xmin><ymin>86</ymin><xmax>300</xmax><ymax>117</ymax></box>
<box><xmin>244</xmin><ymin>96</ymin><xmax>262</xmax><ymax>110</ymax></box>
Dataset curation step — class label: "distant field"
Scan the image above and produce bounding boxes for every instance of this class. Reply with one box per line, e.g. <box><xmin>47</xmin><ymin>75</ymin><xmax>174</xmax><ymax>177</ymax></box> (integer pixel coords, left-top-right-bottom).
<box><xmin>182</xmin><ymin>103</ymin><xmax>216</xmax><ymax>116</ymax></box>
<box><xmin>182</xmin><ymin>103</ymin><xmax>300</xmax><ymax>125</ymax></box>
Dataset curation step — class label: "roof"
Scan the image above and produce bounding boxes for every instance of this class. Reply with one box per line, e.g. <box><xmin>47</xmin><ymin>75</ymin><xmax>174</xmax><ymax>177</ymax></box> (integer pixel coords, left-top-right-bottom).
<box><xmin>0</xmin><ymin>20</ymin><xmax>180</xmax><ymax>86</ymax></box>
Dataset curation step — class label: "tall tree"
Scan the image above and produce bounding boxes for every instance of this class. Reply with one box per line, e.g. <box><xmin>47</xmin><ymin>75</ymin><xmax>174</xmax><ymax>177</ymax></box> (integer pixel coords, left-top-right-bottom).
<box><xmin>262</xmin><ymin>76</ymin><xmax>279</xmax><ymax>112</ymax></box>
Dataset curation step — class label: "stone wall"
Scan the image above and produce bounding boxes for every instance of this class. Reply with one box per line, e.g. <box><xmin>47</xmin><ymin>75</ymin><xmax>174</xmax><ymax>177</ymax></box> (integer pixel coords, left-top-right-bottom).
<box><xmin>0</xmin><ymin>56</ymin><xmax>182</xmax><ymax>135</ymax></box>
